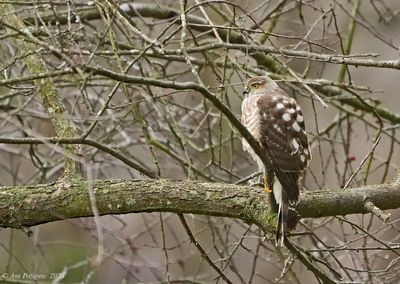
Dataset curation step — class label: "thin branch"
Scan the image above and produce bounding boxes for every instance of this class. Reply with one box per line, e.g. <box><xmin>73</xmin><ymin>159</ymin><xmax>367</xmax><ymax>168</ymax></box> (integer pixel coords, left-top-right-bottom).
<box><xmin>0</xmin><ymin>137</ymin><xmax>158</xmax><ymax>178</ymax></box>
<box><xmin>337</xmin><ymin>0</ymin><xmax>361</xmax><ymax>82</ymax></box>
<box><xmin>364</xmin><ymin>199</ymin><xmax>390</xmax><ymax>223</ymax></box>
<box><xmin>178</xmin><ymin>214</ymin><xmax>233</xmax><ymax>284</ymax></box>
<box><xmin>284</xmin><ymin>238</ymin><xmax>336</xmax><ymax>284</ymax></box>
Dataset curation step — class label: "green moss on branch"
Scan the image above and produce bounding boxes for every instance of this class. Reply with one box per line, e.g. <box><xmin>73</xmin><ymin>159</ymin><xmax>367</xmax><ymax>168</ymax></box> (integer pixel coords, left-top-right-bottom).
<box><xmin>0</xmin><ymin>179</ymin><xmax>399</xmax><ymax>236</ymax></box>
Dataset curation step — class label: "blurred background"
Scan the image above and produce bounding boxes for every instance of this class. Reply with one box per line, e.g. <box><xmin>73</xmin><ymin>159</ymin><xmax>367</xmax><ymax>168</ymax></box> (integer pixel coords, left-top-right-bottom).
<box><xmin>0</xmin><ymin>0</ymin><xmax>400</xmax><ymax>283</ymax></box>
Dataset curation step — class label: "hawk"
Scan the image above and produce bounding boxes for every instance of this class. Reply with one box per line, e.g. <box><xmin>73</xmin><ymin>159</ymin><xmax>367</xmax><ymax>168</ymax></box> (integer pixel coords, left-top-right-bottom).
<box><xmin>241</xmin><ymin>76</ymin><xmax>311</xmax><ymax>245</ymax></box>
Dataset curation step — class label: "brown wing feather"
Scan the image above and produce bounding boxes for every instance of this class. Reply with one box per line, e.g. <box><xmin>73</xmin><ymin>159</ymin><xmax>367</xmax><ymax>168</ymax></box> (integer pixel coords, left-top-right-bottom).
<box><xmin>257</xmin><ymin>91</ymin><xmax>310</xmax><ymax>203</ymax></box>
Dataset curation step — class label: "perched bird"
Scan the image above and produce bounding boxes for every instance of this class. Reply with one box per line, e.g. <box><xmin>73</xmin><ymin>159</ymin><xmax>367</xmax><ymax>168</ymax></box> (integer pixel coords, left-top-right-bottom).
<box><xmin>241</xmin><ymin>76</ymin><xmax>311</xmax><ymax>245</ymax></box>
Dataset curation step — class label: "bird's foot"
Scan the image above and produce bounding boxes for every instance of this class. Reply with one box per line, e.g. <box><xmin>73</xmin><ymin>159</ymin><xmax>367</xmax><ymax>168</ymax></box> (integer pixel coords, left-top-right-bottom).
<box><xmin>263</xmin><ymin>175</ymin><xmax>272</xmax><ymax>192</ymax></box>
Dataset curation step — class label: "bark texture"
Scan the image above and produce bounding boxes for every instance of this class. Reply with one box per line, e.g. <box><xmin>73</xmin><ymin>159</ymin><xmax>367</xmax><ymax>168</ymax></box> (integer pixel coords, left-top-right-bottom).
<box><xmin>1</xmin><ymin>179</ymin><xmax>398</xmax><ymax>235</ymax></box>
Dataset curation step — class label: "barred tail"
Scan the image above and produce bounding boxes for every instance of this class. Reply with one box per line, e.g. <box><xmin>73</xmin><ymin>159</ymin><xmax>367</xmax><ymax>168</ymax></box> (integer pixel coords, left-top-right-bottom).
<box><xmin>275</xmin><ymin>196</ymin><xmax>289</xmax><ymax>246</ymax></box>
<box><xmin>273</xmin><ymin>179</ymin><xmax>289</xmax><ymax>246</ymax></box>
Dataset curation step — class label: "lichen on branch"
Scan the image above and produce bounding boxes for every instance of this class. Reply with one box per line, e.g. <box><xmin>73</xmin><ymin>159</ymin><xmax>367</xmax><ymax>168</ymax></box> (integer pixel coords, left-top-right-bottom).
<box><xmin>0</xmin><ymin>179</ymin><xmax>399</xmax><ymax>235</ymax></box>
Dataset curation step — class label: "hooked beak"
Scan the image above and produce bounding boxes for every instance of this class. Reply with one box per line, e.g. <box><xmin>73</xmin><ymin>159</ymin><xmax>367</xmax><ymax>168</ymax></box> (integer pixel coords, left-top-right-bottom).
<box><xmin>243</xmin><ymin>86</ymin><xmax>249</xmax><ymax>95</ymax></box>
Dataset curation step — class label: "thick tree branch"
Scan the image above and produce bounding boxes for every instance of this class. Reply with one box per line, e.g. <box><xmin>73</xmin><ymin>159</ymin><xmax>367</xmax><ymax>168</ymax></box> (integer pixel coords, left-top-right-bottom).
<box><xmin>0</xmin><ymin>179</ymin><xmax>399</xmax><ymax>233</ymax></box>
<box><xmin>0</xmin><ymin>4</ymin><xmax>79</xmax><ymax>176</ymax></box>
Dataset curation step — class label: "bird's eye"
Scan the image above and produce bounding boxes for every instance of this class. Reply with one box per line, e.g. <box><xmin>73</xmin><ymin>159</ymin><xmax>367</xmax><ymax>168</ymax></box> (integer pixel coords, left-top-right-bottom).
<box><xmin>252</xmin><ymin>83</ymin><xmax>259</xmax><ymax>88</ymax></box>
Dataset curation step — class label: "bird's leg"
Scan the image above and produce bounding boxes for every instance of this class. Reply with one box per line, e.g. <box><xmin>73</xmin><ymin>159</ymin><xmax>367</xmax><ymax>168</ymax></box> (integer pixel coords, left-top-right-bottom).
<box><xmin>263</xmin><ymin>174</ymin><xmax>273</xmax><ymax>192</ymax></box>
<box><xmin>263</xmin><ymin>170</ymin><xmax>279</xmax><ymax>212</ymax></box>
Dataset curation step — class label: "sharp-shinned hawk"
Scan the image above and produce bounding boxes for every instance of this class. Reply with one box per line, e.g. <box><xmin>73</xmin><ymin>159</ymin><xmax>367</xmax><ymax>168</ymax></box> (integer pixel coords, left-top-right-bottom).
<box><xmin>241</xmin><ymin>76</ymin><xmax>311</xmax><ymax>245</ymax></box>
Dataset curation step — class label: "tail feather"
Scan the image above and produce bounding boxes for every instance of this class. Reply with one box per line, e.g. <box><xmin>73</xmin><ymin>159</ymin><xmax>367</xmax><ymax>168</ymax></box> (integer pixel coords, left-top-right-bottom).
<box><xmin>275</xmin><ymin>198</ymin><xmax>289</xmax><ymax>246</ymax></box>
<box><xmin>272</xmin><ymin>172</ymin><xmax>301</xmax><ymax>246</ymax></box>
<box><xmin>273</xmin><ymin>178</ymin><xmax>289</xmax><ymax>246</ymax></box>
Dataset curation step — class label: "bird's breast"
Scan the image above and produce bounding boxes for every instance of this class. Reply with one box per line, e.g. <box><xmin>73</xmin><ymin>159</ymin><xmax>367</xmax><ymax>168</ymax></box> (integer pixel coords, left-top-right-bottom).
<box><xmin>241</xmin><ymin>96</ymin><xmax>262</xmax><ymax>157</ymax></box>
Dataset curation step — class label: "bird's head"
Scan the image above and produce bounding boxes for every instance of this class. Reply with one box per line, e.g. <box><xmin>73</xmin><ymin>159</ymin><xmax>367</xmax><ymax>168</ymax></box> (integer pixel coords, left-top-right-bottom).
<box><xmin>243</xmin><ymin>76</ymin><xmax>278</xmax><ymax>96</ymax></box>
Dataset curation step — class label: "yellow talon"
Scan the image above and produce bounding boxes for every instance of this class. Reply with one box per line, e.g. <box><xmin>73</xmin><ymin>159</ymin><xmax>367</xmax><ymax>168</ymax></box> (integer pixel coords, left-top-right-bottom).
<box><xmin>263</xmin><ymin>175</ymin><xmax>273</xmax><ymax>192</ymax></box>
